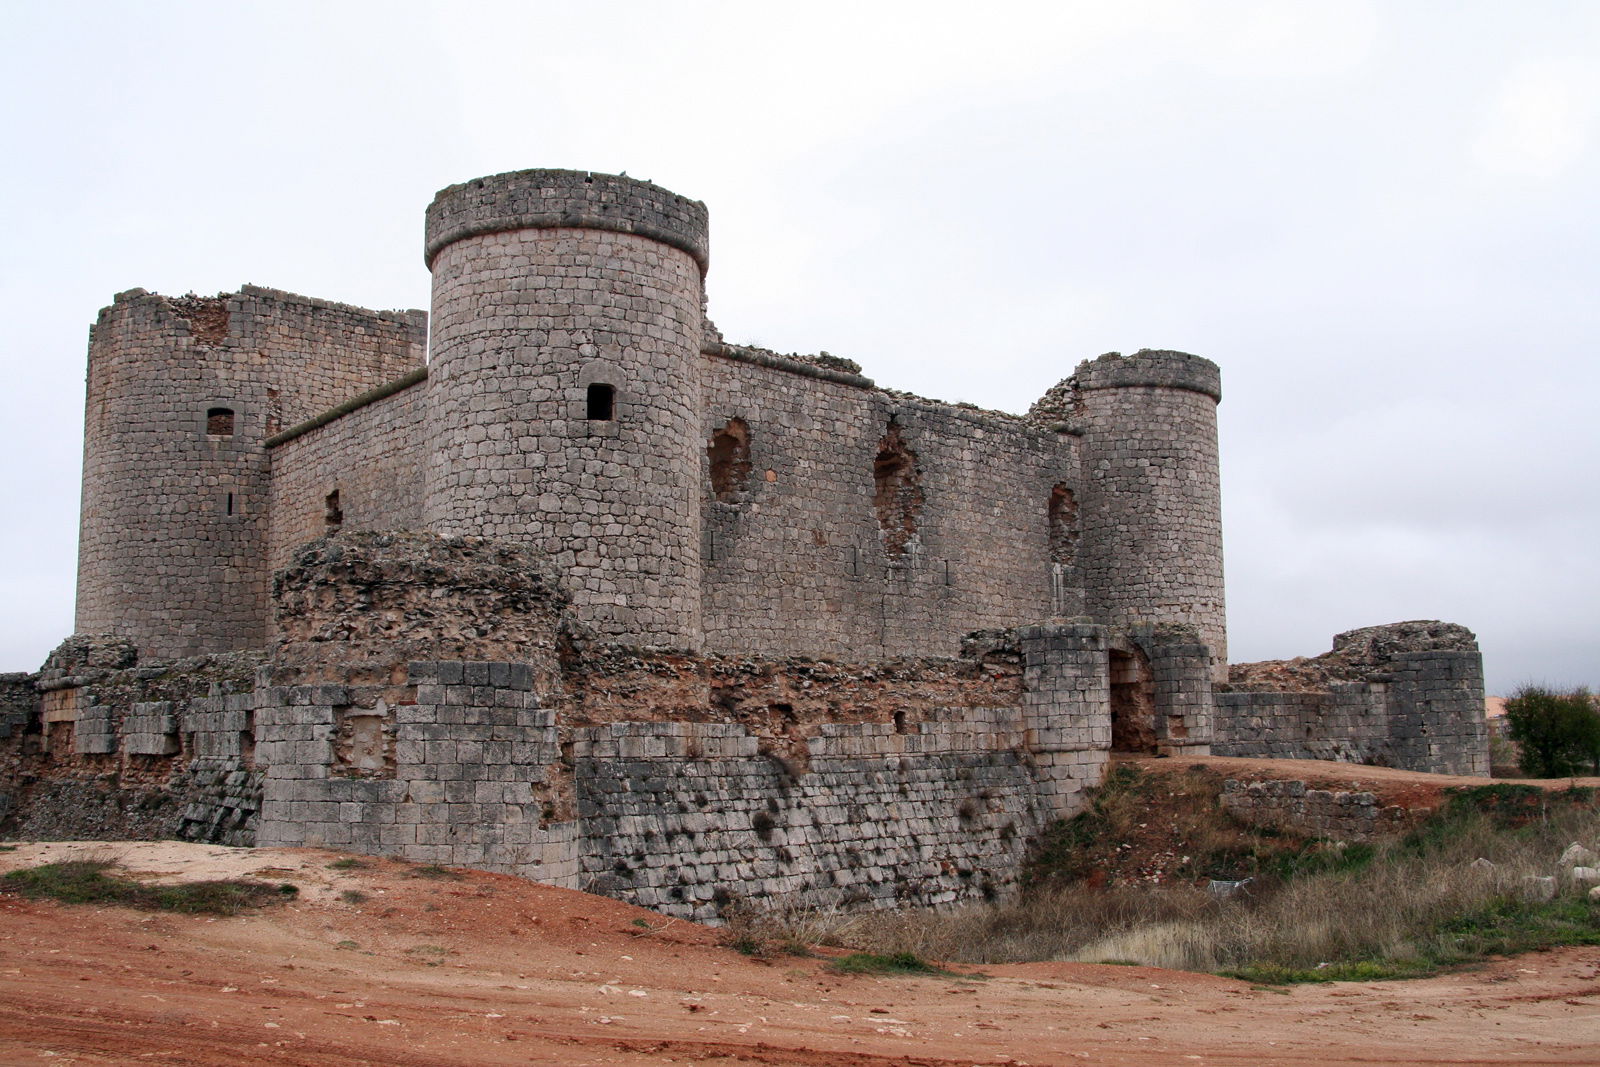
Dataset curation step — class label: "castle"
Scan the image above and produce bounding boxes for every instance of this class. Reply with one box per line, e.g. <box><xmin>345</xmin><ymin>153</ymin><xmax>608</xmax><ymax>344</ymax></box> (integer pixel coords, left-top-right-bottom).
<box><xmin>0</xmin><ymin>170</ymin><xmax>1487</xmax><ymax>918</ymax></box>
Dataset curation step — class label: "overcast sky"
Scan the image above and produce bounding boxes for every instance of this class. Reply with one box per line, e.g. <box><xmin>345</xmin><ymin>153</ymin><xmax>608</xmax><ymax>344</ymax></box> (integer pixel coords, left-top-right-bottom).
<box><xmin>2</xmin><ymin>1</ymin><xmax>1595</xmax><ymax>694</ymax></box>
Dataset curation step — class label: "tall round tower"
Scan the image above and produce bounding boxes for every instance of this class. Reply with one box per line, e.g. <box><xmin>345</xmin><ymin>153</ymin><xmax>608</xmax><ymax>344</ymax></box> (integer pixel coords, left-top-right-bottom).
<box><xmin>422</xmin><ymin>169</ymin><xmax>709</xmax><ymax>648</ymax></box>
<box><xmin>1075</xmin><ymin>350</ymin><xmax>1226</xmax><ymax>678</ymax></box>
<box><xmin>76</xmin><ymin>290</ymin><xmax>271</xmax><ymax>659</ymax></box>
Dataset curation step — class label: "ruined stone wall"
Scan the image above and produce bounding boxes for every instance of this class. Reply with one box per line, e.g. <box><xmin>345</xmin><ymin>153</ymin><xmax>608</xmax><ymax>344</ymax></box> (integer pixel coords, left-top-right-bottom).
<box><xmin>1219</xmin><ymin>779</ymin><xmax>1417</xmax><ymax>841</ymax></box>
<box><xmin>265</xmin><ymin>377</ymin><xmax>428</xmax><ymax>573</ymax></box>
<box><xmin>1212</xmin><ymin>689</ymin><xmax>1386</xmax><ymax>764</ymax></box>
<box><xmin>700</xmin><ymin>348</ymin><xmax>1079</xmax><ymax>659</ymax></box>
<box><xmin>0</xmin><ymin>637</ymin><xmax>264</xmax><ymax>843</ymax></box>
<box><xmin>1215</xmin><ymin>622</ymin><xmax>1488</xmax><ymax>776</ymax></box>
<box><xmin>574</xmin><ymin>711</ymin><xmax>1046</xmax><ymax>918</ymax></box>
<box><xmin>0</xmin><ymin>673</ymin><xmax>38</xmax><ymax>828</ymax></box>
<box><xmin>75</xmin><ymin>286</ymin><xmax>425</xmax><ymax>659</ymax></box>
<box><xmin>245</xmin><ymin>541</ymin><xmax>1109</xmax><ymax>914</ymax></box>
<box><xmin>255</xmin><ymin>659</ymin><xmax>1062</xmax><ymax>918</ymax></box>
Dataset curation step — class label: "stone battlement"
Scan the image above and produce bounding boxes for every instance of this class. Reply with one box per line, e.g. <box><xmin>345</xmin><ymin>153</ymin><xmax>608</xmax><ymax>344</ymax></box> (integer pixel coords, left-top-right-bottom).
<box><xmin>424</xmin><ymin>168</ymin><xmax>710</xmax><ymax>272</ymax></box>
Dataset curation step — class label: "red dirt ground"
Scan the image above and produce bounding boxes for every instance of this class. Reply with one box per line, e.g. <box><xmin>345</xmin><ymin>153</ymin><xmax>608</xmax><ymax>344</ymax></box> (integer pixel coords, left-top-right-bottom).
<box><xmin>2</xmin><ymin>836</ymin><xmax>1599</xmax><ymax>1065</ymax></box>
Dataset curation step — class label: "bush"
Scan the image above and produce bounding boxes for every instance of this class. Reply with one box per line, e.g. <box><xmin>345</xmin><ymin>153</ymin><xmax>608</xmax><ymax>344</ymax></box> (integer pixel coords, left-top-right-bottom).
<box><xmin>1504</xmin><ymin>685</ymin><xmax>1600</xmax><ymax>778</ymax></box>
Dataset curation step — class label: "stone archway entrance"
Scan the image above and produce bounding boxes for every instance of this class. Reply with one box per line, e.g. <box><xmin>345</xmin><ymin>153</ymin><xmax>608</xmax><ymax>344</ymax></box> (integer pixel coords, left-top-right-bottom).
<box><xmin>1109</xmin><ymin>646</ymin><xmax>1157</xmax><ymax>753</ymax></box>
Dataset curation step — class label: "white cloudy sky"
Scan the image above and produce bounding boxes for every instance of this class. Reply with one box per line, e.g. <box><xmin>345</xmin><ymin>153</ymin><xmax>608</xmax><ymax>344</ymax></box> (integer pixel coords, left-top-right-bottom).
<box><xmin>2</xmin><ymin>1</ymin><xmax>1595</xmax><ymax>694</ymax></box>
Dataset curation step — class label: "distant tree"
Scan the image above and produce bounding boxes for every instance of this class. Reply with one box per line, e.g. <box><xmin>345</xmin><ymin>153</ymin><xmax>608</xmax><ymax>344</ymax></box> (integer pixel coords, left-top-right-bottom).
<box><xmin>1503</xmin><ymin>685</ymin><xmax>1600</xmax><ymax>778</ymax></box>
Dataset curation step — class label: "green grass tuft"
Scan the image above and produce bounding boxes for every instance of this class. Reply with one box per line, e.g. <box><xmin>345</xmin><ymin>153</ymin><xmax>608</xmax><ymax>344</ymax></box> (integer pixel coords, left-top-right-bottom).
<box><xmin>405</xmin><ymin>863</ymin><xmax>462</xmax><ymax>880</ymax></box>
<box><xmin>827</xmin><ymin>951</ymin><xmax>952</xmax><ymax>976</ymax></box>
<box><xmin>1</xmin><ymin>860</ymin><xmax>295</xmax><ymax>915</ymax></box>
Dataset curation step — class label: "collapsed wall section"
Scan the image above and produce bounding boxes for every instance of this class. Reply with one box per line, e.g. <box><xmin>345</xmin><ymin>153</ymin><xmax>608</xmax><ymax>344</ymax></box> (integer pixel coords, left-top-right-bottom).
<box><xmin>700</xmin><ymin>348</ymin><xmax>1081</xmax><ymax>659</ymax></box>
<box><xmin>0</xmin><ymin>636</ymin><xmax>264</xmax><ymax>844</ymax></box>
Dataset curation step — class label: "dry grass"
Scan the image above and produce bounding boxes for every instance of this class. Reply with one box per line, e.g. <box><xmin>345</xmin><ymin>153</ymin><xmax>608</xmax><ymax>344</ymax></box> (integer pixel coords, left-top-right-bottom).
<box><xmin>736</xmin><ymin>781</ymin><xmax>1600</xmax><ymax>981</ymax></box>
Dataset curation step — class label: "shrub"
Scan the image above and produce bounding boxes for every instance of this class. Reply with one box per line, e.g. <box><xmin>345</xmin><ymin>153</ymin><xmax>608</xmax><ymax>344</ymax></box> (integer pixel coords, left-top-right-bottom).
<box><xmin>1504</xmin><ymin>685</ymin><xmax>1600</xmax><ymax>778</ymax></box>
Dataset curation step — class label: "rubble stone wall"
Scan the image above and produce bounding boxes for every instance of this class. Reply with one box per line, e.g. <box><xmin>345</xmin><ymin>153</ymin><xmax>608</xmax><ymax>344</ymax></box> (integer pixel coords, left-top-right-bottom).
<box><xmin>75</xmin><ymin>286</ymin><xmax>425</xmax><ymax>659</ymax></box>
<box><xmin>1220</xmin><ymin>778</ymin><xmax>1417</xmax><ymax>841</ymax></box>
<box><xmin>266</xmin><ymin>377</ymin><xmax>428</xmax><ymax>573</ymax></box>
<box><xmin>700</xmin><ymin>351</ymin><xmax>1079</xmax><ymax>659</ymax></box>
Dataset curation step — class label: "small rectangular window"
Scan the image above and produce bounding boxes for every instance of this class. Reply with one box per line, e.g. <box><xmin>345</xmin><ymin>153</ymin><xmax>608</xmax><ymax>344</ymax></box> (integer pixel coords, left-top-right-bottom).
<box><xmin>325</xmin><ymin>489</ymin><xmax>343</xmax><ymax>529</ymax></box>
<box><xmin>206</xmin><ymin>407</ymin><xmax>235</xmax><ymax>436</ymax></box>
<box><xmin>586</xmin><ymin>383</ymin><xmax>615</xmax><ymax>420</ymax></box>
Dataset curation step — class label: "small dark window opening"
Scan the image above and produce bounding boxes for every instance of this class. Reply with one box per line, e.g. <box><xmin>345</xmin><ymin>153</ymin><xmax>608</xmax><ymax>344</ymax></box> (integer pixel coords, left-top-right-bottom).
<box><xmin>206</xmin><ymin>407</ymin><xmax>235</xmax><ymax>436</ymax></box>
<box><xmin>324</xmin><ymin>489</ymin><xmax>343</xmax><ymax>529</ymax></box>
<box><xmin>225</xmin><ymin>492</ymin><xmax>234</xmax><ymax>516</ymax></box>
<box><xmin>586</xmin><ymin>383</ymin><xmax>616</xmax><ymax>420</ymax></box>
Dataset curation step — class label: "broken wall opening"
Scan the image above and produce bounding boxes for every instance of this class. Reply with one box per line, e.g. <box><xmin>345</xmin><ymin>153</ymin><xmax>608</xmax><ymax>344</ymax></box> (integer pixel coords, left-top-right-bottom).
<box><xmin>1109</xmin><ymin>647</ymin><xmax>1157</xmax><ymax>753</ymax></box>
<box><xmin>708</xmin><ymin>417</ymin><xmax>752</xmax><ymax>501</ymax></box>
<box><xmin>1048</xmin><ymin>484</ymin><xmax>1078</xmax><ymax>565</ymax></box>
<box><xmin>873</xmin><ymin>419</ymin><xmax>924</xmax><ymax>559</ymax></box>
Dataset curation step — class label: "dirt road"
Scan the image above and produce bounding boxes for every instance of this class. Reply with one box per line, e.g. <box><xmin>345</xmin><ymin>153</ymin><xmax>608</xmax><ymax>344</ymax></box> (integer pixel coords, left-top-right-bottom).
<box><xmin>1</xmin><ymin>841</ymin><xmax>1597</xmax><ymax>1065</ymax></box>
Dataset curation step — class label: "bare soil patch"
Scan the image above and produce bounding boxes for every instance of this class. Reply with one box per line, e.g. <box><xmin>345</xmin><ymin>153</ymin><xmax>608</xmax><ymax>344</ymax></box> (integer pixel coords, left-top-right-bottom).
<box><xmin>1</xmin><ymin>839</ymin><xmax>1598</xmax><ymax>1064</ymax></box>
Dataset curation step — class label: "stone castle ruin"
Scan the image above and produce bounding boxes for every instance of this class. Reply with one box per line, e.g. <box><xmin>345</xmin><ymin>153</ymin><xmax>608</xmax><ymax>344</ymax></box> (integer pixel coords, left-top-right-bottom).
<box><xmin>0</xmin><ymin>170</ymin><xmax>1487</xmax><ymax>918</ymax></box>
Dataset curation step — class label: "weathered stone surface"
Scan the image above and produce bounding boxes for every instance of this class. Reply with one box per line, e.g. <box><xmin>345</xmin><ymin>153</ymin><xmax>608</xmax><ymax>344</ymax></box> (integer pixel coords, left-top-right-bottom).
<box><xmin>271</xmin><ymin>530</ymin><xmax>570</xmax><ymax>690</ymax></box>
<box><xmin>6</xmin><ymin>167</ymin><xmax>1489</xmax><ymax>915</ymax></box>
<box><xmin>1215</xmin><ymin>621</ymin><xmax>1487</xmax><ymax>776</ymax></box>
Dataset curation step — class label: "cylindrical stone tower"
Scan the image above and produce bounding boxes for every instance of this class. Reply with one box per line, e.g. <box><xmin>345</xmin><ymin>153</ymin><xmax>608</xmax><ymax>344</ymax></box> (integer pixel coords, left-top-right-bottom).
<box><xmin>74</xmin><ymin>286</ymin><xmax>427</xmax><ymax>661</ymax></box>
<box><xmin>1075</xmin><ymin>350</ymin><xmax>1227</xmax><ymax>678</ymax></box>
<box><xmin>75</xmin><ymin>290</ymin><xmax>272</xmax><ymax>659</ymax></box>
<box><xmin>422</xmin><ymin>169</ymin><xmax>710</xmax><ymax>648</ymax></box>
